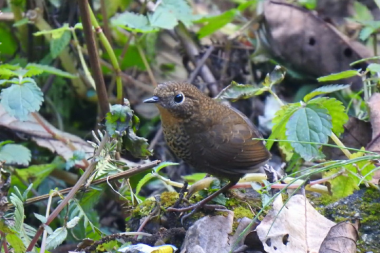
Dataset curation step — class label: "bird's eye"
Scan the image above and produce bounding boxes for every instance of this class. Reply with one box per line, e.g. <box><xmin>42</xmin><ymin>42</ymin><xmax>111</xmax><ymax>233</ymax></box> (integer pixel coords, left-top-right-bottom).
<box><xmin>174</xmin><ymin>93</ymin><xmax>184</xmax><ymax>103</ymax></box>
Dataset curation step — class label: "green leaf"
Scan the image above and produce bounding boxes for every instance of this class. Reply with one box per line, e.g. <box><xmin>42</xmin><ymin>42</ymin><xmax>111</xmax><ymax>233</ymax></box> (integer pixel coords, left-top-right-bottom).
<box><xmin>11</xmin><ymin>164</ymin><xmax>56</xmax><ymax>191</ymax></box>
<box><xmin>214</xmin><ymin>81</ymin><xmax>266</xmax><ymax>101</ymax></box>
<box><xmin>359</xmin><ymin>26</ymin><xmax>374</xmax><ymax>41</ymax></box>
<box><xmin>111</xmin><ymin>12</ymin><xmax>157</xmax><ymax>33</ymax></box>
<box><xmin>317</xmin><ymin>70</ymin><xmax>359</xmax><ymax>82</ymax></box>
<box><xmin>263</xmin><ymin>65</ymin><xmax>286</xmax><ymax>87</ymax></box>
<box><xmin>65</xmin><ymin>150</ymin><xmax>86</xmax><ymax>170</ymax></box>
<box><xmin>50</xmin><ymin>30</ymin><xmax>71</xmax><ymax>58</ymax></box>
<box><xmin>182</xmin><ymin>173</ymin><xmax>207</xmax><ymax>182</ymax></box>
<box><xmin>136</xmin><ymin>173</ymin><xmax>154</xmax><ymax>195</ymax></box>
<box><xmin>9</xmin><ymin>190</ymin><xmax>24</xmax><ymax>231</ymax></box>
<box><xmin>0</xmin><ymin>144</ymin><xmax>31</xmax><ymax>165</ymax></box>
<box><xmin>324</xmin><ymin>168</ymin><xmax>357</xmax><ymax>199</ymax></box>
<box><xmin>26</xmin><ymin>63</ymin><xmax>77</xmax><ymax>78</ymax></box>
<box><xmin>353</xmin><ymin>1</ymin><xmax>373</xmax><ymax>22</ymax></box>
<box><xmin>298</xmin><ymin>0</ymin><xmax>316</xmax><ymax>9</ymax></box>
<box><xmin>13</xmin><ymin>18</ymin><xmax>29</xmax><ymax>27</ymax></box>
<box><xmin>350</xmin><ymin>55</ymin><xmax>380</xmax><ymax>66</ymax></box>
<box><xmin>367</xmin><ymin>63</ymin><xmax>380</xmax><ymax>73</ymax></box>
<box><xmin>149</xmin><ymin>8</ymin><xmax>179</xmax><ymax>29</ymax></box>
<box><xmin>309</xmin><ymin>97</ymin><xmax>348</xmax><ymax>136</ymax></box>
<box><xmin>1</xmin><ymin>79</ymin><xmax>43</xmax><ymax>121</ymax></box>
<box><xmin>286</xmin><ymin>104</ymin><xmax>332</xmax><ymax>161</ymax></box>
<box><xmin>124</xmin><ymin>131</ymin><xmax>152</xmax><ymax>159</ymax></box>
<box><xmin>303</xmin><ymin>84</ymin><xmax>350</xmax><ymax>102</ymax></box>
<box><xmin>34</xmin><ymin>213</ymin><xmax>47</xmax><ymax>223</ymax></box>
<box><xmin>136</xmin><ymin>162</ymin><xmax>178</xmax><ymax>195</ymax></box>
<box><xmin>267</xmin><ymin>103</ymin><xmax>300</xmax><ymax>159</ymax></box>
<box><xmin>325</xmin><ymin>150</ymin><xmax>375</xmax><ymax>198</ymax></box>
<box><xmin>6</xmin><ymin>234</ymin><xmax>26</xmax><ymax>252</ymax></box>
<box><xmin>197</xmin><ymin>9</ymin><xmax>238</xmax><ymax>38</ymax></box>
<box><xmin>46</xmin><ymin>227</ymin><xmax>67</xmax><ymax>250</ymax></box>
<box><xmin>154</xmin><ymin>161</ymin><xmax>179</xmax><ymax>173</ymax></box>
<box><xmin>34</xmin><ymin>24</ymin><xmax>71</xmax><ymax>38</ymax></box>
<box><xmin>156</xmin><ymin>0</ymin><xmax>194</xmax><ymax>27</ymax></box>
<box><xmin>105</xmin><ymin>104</ymin><xmax>134</xmax><ymax>137</ymax></box>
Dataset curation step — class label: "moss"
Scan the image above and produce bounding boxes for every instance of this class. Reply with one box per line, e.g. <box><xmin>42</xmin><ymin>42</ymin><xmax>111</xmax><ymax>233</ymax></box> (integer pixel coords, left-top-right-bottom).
<box><xmin>234</xmin><ymin>206</ymin><xmax>254</xmax><ymax>220</ymax></box>
<box><xmin>160</xmin><ymin>192</ymin><xmax>179</xmax><ymax>208</ymax></box>
<box><xmin>363</xmin><ymin>188</ymin><xmax>380</xmax><ymax>202</ymax></box>
<box><xmin>133</xmin><ymin>198</ymin><xmax>156</xmax><ymax>217</ymax></box>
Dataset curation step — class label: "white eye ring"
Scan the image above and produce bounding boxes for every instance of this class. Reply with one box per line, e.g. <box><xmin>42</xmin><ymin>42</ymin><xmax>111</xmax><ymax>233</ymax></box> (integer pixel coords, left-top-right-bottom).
<box><xmin>174</xmin><ymin>93</ymin><xmax>185</xmax><ymax>104</ymax></box>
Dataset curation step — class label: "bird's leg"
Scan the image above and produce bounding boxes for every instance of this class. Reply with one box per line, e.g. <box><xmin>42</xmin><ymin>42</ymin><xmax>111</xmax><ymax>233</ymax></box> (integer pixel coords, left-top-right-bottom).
<box><xmin>166</xmin><ymin>179</ymin><xmax>238</xmax><ymax>221</ymax></box>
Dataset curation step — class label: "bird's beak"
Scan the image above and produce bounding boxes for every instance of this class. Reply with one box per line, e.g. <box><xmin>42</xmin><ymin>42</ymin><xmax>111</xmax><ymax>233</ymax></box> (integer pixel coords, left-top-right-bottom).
<box><xmin>143</xmin><ymin>96</ymin><xmax>160</xmax><ymax>103</ymax></box>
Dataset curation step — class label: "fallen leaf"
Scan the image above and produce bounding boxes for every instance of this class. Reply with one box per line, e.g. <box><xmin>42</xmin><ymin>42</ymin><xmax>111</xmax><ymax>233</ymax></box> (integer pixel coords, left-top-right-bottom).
<box><xmin>256</xmin><ymin>195</ymin><xmax>335</xmax><ymax>253</ymax></box>
<box><xmin>319</xmin><ymin>221</ymin><xmax>359</xmax><ymax>253</ymax></box>
<box><xmin>0</xmin><ymin>104</ymin><xmax>92</xmax><ymax>167</ymax></box>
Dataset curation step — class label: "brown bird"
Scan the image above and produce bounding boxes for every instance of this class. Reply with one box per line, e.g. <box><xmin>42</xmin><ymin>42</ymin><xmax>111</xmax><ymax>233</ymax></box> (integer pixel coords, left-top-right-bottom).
<box><xmin>144</xmin><ymin>82</ymin><xmax>270</xmax><ymax>216</ymax></box>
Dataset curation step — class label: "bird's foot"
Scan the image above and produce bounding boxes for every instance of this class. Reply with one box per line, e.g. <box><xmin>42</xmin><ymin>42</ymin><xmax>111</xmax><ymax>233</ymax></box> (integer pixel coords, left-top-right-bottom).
<box><xmin>167</xmin><ymin>203</ymin><xmax>226</xmax><ymax>223</ymax></box>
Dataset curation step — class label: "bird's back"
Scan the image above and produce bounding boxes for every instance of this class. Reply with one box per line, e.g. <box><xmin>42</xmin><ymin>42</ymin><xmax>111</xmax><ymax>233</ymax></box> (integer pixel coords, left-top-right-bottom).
<box><xmin>163</xmin><ymin>98</ymin><xmax>270</xmax><ymax>180</ymax></box>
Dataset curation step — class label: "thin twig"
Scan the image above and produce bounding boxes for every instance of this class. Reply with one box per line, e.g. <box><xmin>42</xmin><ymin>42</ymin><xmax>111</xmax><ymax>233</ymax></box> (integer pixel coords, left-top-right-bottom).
<box><xmin>148</xmin><ymin>127</ymin><xmax>163</xmax><ymax>150</ymax></box>
<box><xmin>26</xmin><ymin>132</ymin><xmax>110</xmax><ymax>251</ymax></box>
<box><xmin>78</xmin><ymin>1</ymin><xmax>110</xmax><ymax>117</ymax></box>
<box><xmin>7</xmin><ymin>160</ymin><xmax>160</xmax><ymax>208</ymax></box>
<box><xmin>175</xmin><ymin>23</ymin><xmax>218</xmax><ymax>96</ymax></box>
<box><xmin>137</xmin><ymin>42</ymin><xmax>158</xmax><ymax>87</ymax></box>
<box><xmin>187</xmin><ymin>45</ymin><xmax>214</xmax><ymax>84</ymax></box>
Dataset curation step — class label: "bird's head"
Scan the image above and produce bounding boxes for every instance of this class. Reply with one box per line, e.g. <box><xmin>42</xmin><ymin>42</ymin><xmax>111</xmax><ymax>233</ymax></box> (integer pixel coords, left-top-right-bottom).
<box><xmin>144</xmin><ymin>82</ymin><xmax>205</xmax><ymax>119</ymax></box>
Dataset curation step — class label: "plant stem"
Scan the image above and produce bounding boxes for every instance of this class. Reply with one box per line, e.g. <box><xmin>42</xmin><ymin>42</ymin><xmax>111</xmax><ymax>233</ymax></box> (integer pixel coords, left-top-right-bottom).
<box><xmin>330</xmin><ymin>132</ymin><xmax>351</xmax><ymax>158</ymax></box>
<box><xmin>137</xmin><ymin>42</ymin><xmax>158</xmax><ymax>87</ymax></box>
<box><xmin>26</xmin><ymin>133</ymin><xmax>110</xmax><ymax>251</ymax></box>
<box><xmin>87</xmin><ymin>4</ymin><xmax>124</xmax><ymax>104</ymax></box>
<box><xmin>78</xmin><ymin>1</ymin><xmax>110</xmax><ymax>118</ymax></box>
<box><xmin>39</xmin><ymin>192</ymin><xmax>54</xmax><ymax>253</ymax></box>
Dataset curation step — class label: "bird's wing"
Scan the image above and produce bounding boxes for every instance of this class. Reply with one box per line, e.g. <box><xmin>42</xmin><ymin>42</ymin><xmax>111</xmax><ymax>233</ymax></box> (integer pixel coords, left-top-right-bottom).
<box><xmin>189</xmin><ymin>106</ymin><xmax>270</xmax><ymax>176</ymax></box>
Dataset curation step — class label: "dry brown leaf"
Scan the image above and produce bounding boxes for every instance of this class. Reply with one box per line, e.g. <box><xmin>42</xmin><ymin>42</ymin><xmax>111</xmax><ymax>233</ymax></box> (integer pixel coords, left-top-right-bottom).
<box><xmin>0</xmin><ymin>104</ymin><xmax>93</xmax><ymax>167</ymax></box>
<box><xmin>259</xmin><ymin>1</ymin><xmax>372</xmax><ymax>89</ymax></box>
<box><xmin>319</xmin><ymin>221</ymin><xmax>359</xmax><ymax>253</ymax></box>
<box><xmin>367</xmin><ymin>93</ymin><xmax>380</xmax><ymax>153</ymax></box>
<box><xmin>256</xmin><ymin>195</ymin><xmax>335</xmax><ymax>253</ymax></box>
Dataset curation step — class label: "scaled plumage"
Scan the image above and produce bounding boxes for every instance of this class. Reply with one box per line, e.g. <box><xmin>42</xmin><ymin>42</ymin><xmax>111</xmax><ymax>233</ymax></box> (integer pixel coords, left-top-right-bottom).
<box><xmin>145</xmin><ymin>82</ymin><xmax>270</xmax><ymax>181</ymax></box>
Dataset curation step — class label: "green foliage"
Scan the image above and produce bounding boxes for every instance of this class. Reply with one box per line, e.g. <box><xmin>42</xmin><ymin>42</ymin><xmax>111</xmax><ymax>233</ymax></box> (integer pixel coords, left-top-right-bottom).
<box><xmin>50</xmin><ymin>30</ymin><xmax>71</xmax><ymax>58</ymax></box>
<box><xmin>267</xmin><ymin>103</ymin><xmax>300</xmax><ymax>157</ymax></box>
<box><xmin>105</xmin><ymin>104</ymin><xmax>133</xmax><ymax>136</ymax></box>
<box><xmin>65</xmin><ymin>150</ymin><xmax>86</xmax><ymax>170</ymax></box>
<box><xmin>135</xmin><ymin>162</ymin><xmax>178</xmax><ymax>195</ymax></box>
<box><xmin>324</xmin><ymin>150</ymin><xmax>375</xmax><ymax>198</ymax></box>
<box><xmin>11</xmin><ymin>164</ymin><xmax>56</xmax><ymax>193</ymax></box>
<box><xmin>46</xmin><ymin>227</ymin><xmax>68</xmax><ymax>250</ymax></box>
<box><xmin>26</xmin><ymin>64</ymin><xmax>77</xmax><ymax>79</ymax></box>
<box><xmin>0</xmin><ymin>143</ymin><xmax>31</xmax><ymax>165</ymax></box>
<box><xmin>6</xmin><ymin>234</ymin><xmax>26</xmax><ymax>252</ymax></box>
<box><xmin>196</xmin><ymin>9</ymin><xmax>239</xmax><ymax>38</ymax></box>
<box><xmin>9</xmin><ymin>186</ymin><xmax>33</xmax><ymax>249</ymax></box>
<box><xmin>215</xmin><ymin>66</ymin><xmax>286</xmax><ymax>101</ymax></box>
<box><xmin>1</xmin><ymin>78</ymin><xmax>43</xmax><ymax>120</ymax></box>
<box><xmin>195</xmin><ymin>0</ymin><xmax>256</xmax><ymax>38</ymax></box>
<box><xmin>111</xmin><ymin>0</ymin><xmax>194</xmax><ymax>32</ymax></box>
<box><xmin>215</xmin><ymin>81</ymin><xmax>264</xmax><ymax>101</ymax></box>
<box><xmin>286</xmin><ymin>104</ymin><xmax>332</xmax><ymax>161</ymax></box>
<box><xmin>106</xmin><ymin>102</ymin><xmax>152</xmax><ymax>159</ymax></box>
<box><xmin>317</xmin><ymin>70</ymin><xmax>360</xmax><ymax>82</ymax></box>
<box><xmin>367</xmin><ymin>63</ymin><xmax>380</xmax><ymax>73</ymax></box>
<box><xmin>308</xmin><ymin>97</ymin><xmax>349</xmax><ymax>136</ymax></box>
<box><xmin>303</xmin><ymin>84</ymin><xmax>350</xmax><ymax>102</ymax></box>
<box><xmin>297</xmin><ymin>0</ymin><xmax>316</xmax><ymax>9</ymax></box>
<box><xmin>111</xmin><ymin>12</ymin><xmax>157</xmax><ymax>33</ymax></box>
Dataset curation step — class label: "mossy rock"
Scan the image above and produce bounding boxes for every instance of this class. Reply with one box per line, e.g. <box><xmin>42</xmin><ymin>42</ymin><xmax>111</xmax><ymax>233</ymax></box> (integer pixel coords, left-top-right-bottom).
<box><xmin>322</xmin><ymin>188</ymin><xmax>380</xmax><ymax>252</ymax></box>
